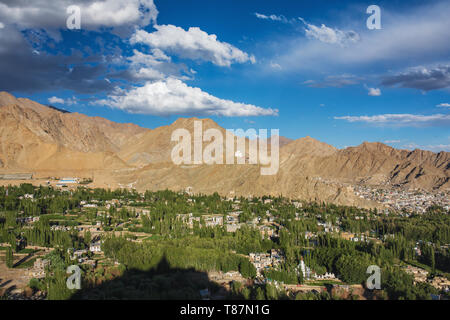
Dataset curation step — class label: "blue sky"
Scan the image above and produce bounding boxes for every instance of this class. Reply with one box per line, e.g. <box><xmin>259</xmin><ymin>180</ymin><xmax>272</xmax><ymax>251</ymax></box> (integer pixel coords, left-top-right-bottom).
<box><xmin>0</xmin><ymin>0</ymin><xmax>449</xmax><ymax>151</ymax></box>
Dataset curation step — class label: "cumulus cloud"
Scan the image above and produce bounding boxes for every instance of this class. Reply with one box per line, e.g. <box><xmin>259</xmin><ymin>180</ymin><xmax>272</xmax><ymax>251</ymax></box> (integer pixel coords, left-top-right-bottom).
<box><xmin>334</xmin><ymin>113</ymin><xmax>450</xmax><ymax>127</ymax></box>
<box><xmin>122</xmin><ymin>49</ymin><xmax>188</xmax><ymax>81</ymax></box>
<box><xmin>131</xmin><ymin>68</ymin><xmax>166</xmax><ymax>80</ymax></box>
<box><xmin>381</xmin><ymin>65</ymin><xmax>450</xmax><ymax>91</ymax></box>
<box><xmin>0</xmin><ymin>0</ymin><xmax>158</xmax><ymax>34</ymax></box>
<box><xmin>367</xmin><ymin>87</ymin><xmax>381</xmax><ymax>96</ymax></box>
<box><xmin>48</xmin><ymin>96</ymin><xmax>77</xmax><ymax>105</ymax></box>
<box><xmin>298</xmin><ymin>17</ymin><xmax>360</xmax><ymax>46</ymax></box>
<box><xmin>94</xmin><ymin>78</ymin><xmax>278</xmax><ymax>117</ymax></box>
<box><xmin>130</xmin><ymin>25</ymin><xmax>255</xmax><ymax>67</ymax></box>
<box><xmin>129</xmin><ymin>48</ymin><xmax>170</xmax><ymax>66</ymax></box>
<box><xmin>437</xmin><ymin>103</ymin><xmax>450</xmax><ymax>108</ymax></box>
<box><xmin>48</xmin><ymin>96</ymin><xmax>65</xmax><ymax>104</ymax></box>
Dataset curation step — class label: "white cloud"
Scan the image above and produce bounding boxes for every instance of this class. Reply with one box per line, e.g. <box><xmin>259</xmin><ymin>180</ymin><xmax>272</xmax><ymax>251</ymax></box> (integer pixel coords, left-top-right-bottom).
<box><xmin>130</xmin><ymin>24</ymin><xmax>255</xmax><ymax>67</ymax></box>
<box><xmin>125</xmin><ymin>49</ymin><xmax>180</xmax><ymax>81</ymax></box>
<box><xmin>129</xmin><ymin>48</ymin><xmax>170</xmax><ymax>66</ymax></box>
<box><xmin>275</xmin><ymin>2</ymin><xmax>450</xmax><ymax>73</ymax></box>
<box><xmin>0</xmin><ymin>22</ymin><xmax>4</xmax><ymax>29</ymax></box>
<box><xmin>255</xmin><ymin>14</ymin><xmax>360</xmax><ymax>45</ymax></box>
<box><xmin>255</xmin><ymin>13</ymin><xmax>289</xmax><ymax>23</ymax></box>
<box><xmin>334</xmin><ymin>113</ymin><xmax>450</xmax><ymax>127</ymax></box>
<box><xmin>437</xmin><ymin>103</ymin><xmax>450</xmax><ymax>108</ymax></box>
<box><xmin>270</xmin><ymin>61</ymin><xmax>282</xmax><ymax>70</ymax></box>
<box><xmin>95</xmin><ymin>78</ymin><xmax>278</xmax><ymax>117</ymax></box>
<box><xmin>299</xmin><ymin>17</ymin><xmax>360</xmax><ymax>46</ymax></box>
<box><xmin>367</xmin><ymin>87</ymin><xmax>381</xmax><ymax>96</ymax></box>
<box><xmin>0</xmin><ymin>0</ymin><xmax>158</xmax><ymax>33</ymax></box>
<box><xmin>384</xmin><ymin>140</ymin><xmax>401</xmax><ymax>144</ymax></box>
<box><xmin>48</xmin><ymin>96</ymin><xmax>65</xmax><ymax>104</ymax></box>
<box><xmin>132</xmin><ymin>68</ymin><xmax>166</xmax><ymax>80</ymax></box>
<box><xmin>48</xmin><ymin>96</ymin><xmax>77</xmax><ymax>105</ymax></box>
<box><xmin>402</xmin><ymin>143</ymin><xmax>450</xmax><ymax>152</ymax></box>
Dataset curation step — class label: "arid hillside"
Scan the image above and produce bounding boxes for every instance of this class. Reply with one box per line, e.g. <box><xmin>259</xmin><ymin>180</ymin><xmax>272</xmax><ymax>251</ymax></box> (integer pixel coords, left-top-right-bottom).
<box><xmin>0</xmin><ymin>92</ymin><xmax>146</xmax><ymax>170</ymax></box>
<box><xmin>0</xmin><ymin>92</ymin><xmax>448</xmax><ymax>207</ymax></box>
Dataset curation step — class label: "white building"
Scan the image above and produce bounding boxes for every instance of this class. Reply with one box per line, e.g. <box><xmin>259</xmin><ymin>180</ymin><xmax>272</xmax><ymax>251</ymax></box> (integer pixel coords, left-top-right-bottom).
<box><xmin>299</xmin><ymin>258</ymin><xmax>313</xmax><ymax>280</ymax></box>
<box><xmin>89</xmin><ymin>242</ymin><xmax>102</xmax><ymax>253</ymax></box>
<box><xmin>58</xmin><ymin>177</ymin><xmax>79</xmax><ymax>184</ymax></box>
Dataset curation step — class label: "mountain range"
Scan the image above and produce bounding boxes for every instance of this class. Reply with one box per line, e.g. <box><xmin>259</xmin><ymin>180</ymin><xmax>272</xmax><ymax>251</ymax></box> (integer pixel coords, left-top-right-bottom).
<box><xmin>0</xmin><ymin>91</ymin><xmax>448</xmax><ymax>208</ymax></box>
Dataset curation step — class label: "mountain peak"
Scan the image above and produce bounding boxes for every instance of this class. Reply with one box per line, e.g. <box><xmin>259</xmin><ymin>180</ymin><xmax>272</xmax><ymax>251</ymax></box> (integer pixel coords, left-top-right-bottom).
<box><xmin>0</xmin><ymin>91</ymin><xmax>18</xmax><ymax>107</ymax></box>
<box><xmin>357</xmin><ymin>141</ymin><xmax>394</xmax><ymax>153</ymax></box>
<box><xmin>281</xmin><ymin>135</ymin><xmax>337</xmax><ymax>157</ymax></box>
<box><xmin>170</xmin><ymin>117</ymin><xmax>223</xmax><ymax>130</ymax></box>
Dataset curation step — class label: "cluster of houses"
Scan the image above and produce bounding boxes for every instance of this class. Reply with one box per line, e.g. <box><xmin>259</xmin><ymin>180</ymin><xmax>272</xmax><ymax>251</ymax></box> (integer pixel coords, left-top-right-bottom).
<box><xmin>175</xmin><ymin>211</ymin><xmax>279</xmax><ymax>236</ymax></box>
<box><xmin>203</xmin><ymin>214</ymin><xmax>224</xmax><ymax>227</ymax></box>
<box><xmin>248</xmin><ymin>252</ymin><xmax>337</xmax><ymax>283</ymax></box>
<box><xmin>28</xmin><ymin>240</ymin><xmax>103</xmax><ymax>279</ymax></box>
<box><xmin>298</xmin><ymin>258</ymin><xmax>337</xmax><ymax>281</ymax></box>
<box><xmin>89</xmin><ymin>241</ymin><xmax>102</xmax><ymax>253</ymax></box>
<box><xmin>18</xmin><ymin>194</ymin><xmax>34</xmax><ymax>200</ymax></box>
<box><xmin>340</xmin><ymin>231</ymin><xmax>369</xmax><ymax>242</ymax></box>
<box><xmin>177</xmin><ymin>212</ymin><xmax>234</xmax><ymax>229</ymax></box>
<box><xmin>16</xmin><ymin>216</ymin><xmax>40</xmax><ymax>224</ymax></box>
<box><xmin>67</xmin><ymin>248</ymin><xmax>95</xmax><ymax>267</ymax></box>
<box><xmin>249</xmin><ymin>249</ymin><xmax>283</xmax><ymax>276</ymax></box>
<box><xmin>355</xmin><ymin>186</ymin><xmax>449</xmax><ymax>213</ymax></box>
<box><xmin>50</xmin><ymin>225</ymin><xmax>71</xmax><ymax>232</ymax></box>
<box><xmin>429</xmin><ymin>276</ymin><xmax>450</xmax><ymax>292</ymax></box>
<box><xmin>403</xmin><ymin>265</ymin><xmax>450</xmax><ymax>292</ymax></box>
<box><xmin>176</xmin><ymin>213</ymin><xmax>200</xmax><ymax>228</ymax></box>
<box><xmin>314</xmin><ymin>272</ymin><xmax>337</xmax><ymax>280</ymax></box>
<box><xmin>317</xmin><ymin>221</ymin><xmax>340</xmax><ymax>233</ymax></box>
<box><xmin>30</xmin><ymin>258</ymin><xmax>49</xmax><ymax>279</ymax></box>
<box><xmin>207</xmin><ymin>270</ymin><xmax>246</xmax><ymax>289</ymax></box>
<box><xmin>258</xmin><ymin>225</ymin><xmax>274</xmax><ymax>238</ymax></box>
<box><xmin>66</xmin><ymin>241</ymin><xmax>102</xmax><ymax>266</ymax></box>
<box><xmin>225</xmin><ymin>212</ymin><xmax>240</xmax><ymax>232</ymax></box>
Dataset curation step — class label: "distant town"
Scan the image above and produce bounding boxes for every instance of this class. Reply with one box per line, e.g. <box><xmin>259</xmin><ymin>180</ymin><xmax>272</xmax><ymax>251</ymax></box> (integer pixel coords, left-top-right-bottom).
<box><xmin>355</xmin><ymin>185</ymin><xmax>449</xmax><ymax>214</ymax></box>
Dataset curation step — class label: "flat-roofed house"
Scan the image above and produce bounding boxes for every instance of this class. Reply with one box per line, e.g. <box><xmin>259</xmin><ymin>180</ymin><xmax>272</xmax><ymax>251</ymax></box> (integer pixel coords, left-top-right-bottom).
<box><xmin>58</xmin><ymin>177</ymin><xmax>79</xmax><ymax>184</ymax></box>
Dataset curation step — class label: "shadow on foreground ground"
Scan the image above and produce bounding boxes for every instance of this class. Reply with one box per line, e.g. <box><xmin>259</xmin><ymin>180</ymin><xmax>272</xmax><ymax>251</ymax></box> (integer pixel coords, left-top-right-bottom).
<box><xmin>70</xmin><ymin>255</ymin><xmax>235</xmax><ymax>300</ymax></box>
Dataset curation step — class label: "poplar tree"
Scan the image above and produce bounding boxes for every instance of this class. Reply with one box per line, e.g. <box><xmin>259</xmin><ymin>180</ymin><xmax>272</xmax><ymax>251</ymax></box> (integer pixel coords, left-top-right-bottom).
<box><xmin>6</xmin><ymin>247</ymin><xmax>13</xmax><ymax>268</ymax></box>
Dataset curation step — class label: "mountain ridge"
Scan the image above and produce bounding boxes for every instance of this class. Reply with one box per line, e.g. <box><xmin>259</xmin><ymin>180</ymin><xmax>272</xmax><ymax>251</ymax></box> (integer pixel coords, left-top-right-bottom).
<box><xmin>0</xmin><ymin>92</ymin><xmax>448</xmax><ymax>208</ymax></box>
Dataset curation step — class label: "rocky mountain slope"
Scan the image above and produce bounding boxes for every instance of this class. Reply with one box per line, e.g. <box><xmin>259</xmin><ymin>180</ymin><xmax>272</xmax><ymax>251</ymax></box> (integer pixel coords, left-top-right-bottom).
<box><xmin>0</xmin><ymin>92</ymin><xmax>448</xmax><ymax>207</ymax></box>
<box><xmin>0</xmin><ymin>92</ymin><xmax>146</xmax><ymax>170</ymax></box>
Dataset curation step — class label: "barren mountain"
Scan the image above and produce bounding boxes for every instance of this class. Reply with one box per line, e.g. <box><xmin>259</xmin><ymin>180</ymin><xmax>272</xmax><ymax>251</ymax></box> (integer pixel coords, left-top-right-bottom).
<box><xmin>0</xmin><ymin>92</ymin><xmax>448</xmax><ymax>208</ymax></box>
<box><xmin>0</xmin><ymin>92</ymin><xmax>146</xmax><ymax>171</ymax></box>
<box><xmin>312</xmin><ymin>142</ymin><xmax>450</xmax><ymax>190</ymax></box>
<box><xmin>118</xmin><ymin>117</ymin><xmax>226</xmax><ymax>166</ymax></box>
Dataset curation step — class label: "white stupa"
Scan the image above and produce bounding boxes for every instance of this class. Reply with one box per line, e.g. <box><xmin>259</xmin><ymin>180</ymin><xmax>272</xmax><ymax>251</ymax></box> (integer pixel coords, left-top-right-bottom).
<box><xmin>298</xmin><ymin>257</ymin><xmax>312</xmax><ymax>280</ymax></box>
